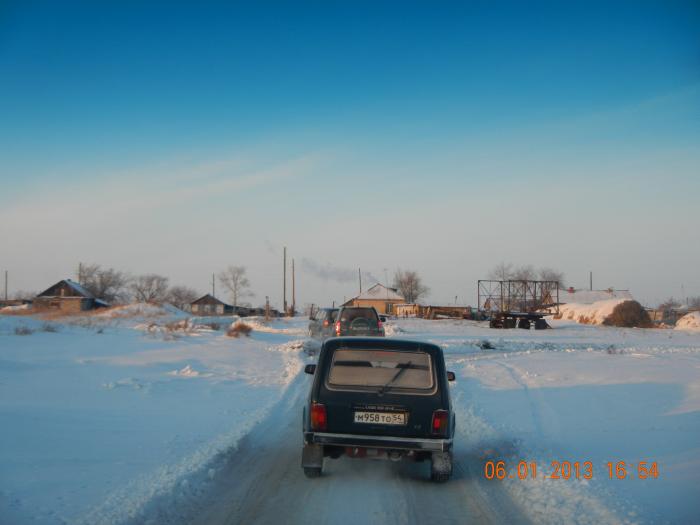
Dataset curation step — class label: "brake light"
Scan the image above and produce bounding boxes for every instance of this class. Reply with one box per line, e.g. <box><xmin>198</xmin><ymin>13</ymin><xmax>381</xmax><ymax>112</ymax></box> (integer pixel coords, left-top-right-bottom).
<box><xmin>310</xmin><ymin>403</ymin><xmax>327</xmax><ymax>431</ymax></box>
<box><xmin>335</xmin><ymin>321</ymin><xmax>341</xmax><ymax>336</ymax></box>
<box><xmin>431</xmin><ymin>410</ymin><xmax>449</xmax><ymax>436</ymax></box>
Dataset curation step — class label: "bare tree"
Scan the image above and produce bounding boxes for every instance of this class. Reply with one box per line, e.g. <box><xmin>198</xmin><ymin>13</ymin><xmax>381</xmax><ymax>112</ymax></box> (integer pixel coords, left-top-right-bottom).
<box><xmin>130</xmin><ymin>274</ymin><xmax>170</xmax><ymax>303</ymax></box>
<box><xmin>538</xmin><ymin>267</ymin><xmax>565</xmax><ymax>286</ymax></box>
<box><xmin>218</xmin><ymin>266</ymin><xmax>252</xmax><ymax>307</ymax></box>
<box><xmin>658</xmin><ymin>297</ymin><xmax>681</xmax><ymax>311</ymax></box>
<box><xmin>393</xmin><ymin>269</ymin><xmax>429</xmax><ymax>304</ymax></box>
<box><xmin>512</xmin><ymin>264</ymin><xmax>537</xmax><ymax>281</ymax></box>
<box><xmin>488</xmin><ymin>262</ymin><xmax>565</xmax><ymax>285</ymax></box>
<box><xmin>488</xmin><ymin>262</ymin><xmax>513</xmax><ymax>281</ymax></box>
<box><xmin>79</xmin><ymin>263</ymin><xmax>130</xmax><ymax>303</ymax></box>
<box><xmin>166</xmin><ymin>285</ymin><xmax>199</xmax><ymax>310</ymax></box>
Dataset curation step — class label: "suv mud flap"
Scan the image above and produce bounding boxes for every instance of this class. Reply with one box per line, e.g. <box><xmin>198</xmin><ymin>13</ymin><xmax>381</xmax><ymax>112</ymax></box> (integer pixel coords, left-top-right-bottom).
<box><xmin>301</xmin><ymin>443</ymin><xmax>323</xmax><ymax>468</ymax></box>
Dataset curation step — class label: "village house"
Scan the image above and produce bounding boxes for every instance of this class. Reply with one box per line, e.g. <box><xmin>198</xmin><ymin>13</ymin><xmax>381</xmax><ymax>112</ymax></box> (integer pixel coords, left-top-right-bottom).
<box><xmin>190</xmin><ymin>294</ymin><xmax>235</xmax><ymax>316</ymax></box>
<box><xmin>33</xmin><ymin>279</ymin><xmax>109</xmax><ymax>313</ymax></box>
<box><xmin>341</xmin><ymin>283</ymin><xmax>405</xmax><ymax>315</ymax></box>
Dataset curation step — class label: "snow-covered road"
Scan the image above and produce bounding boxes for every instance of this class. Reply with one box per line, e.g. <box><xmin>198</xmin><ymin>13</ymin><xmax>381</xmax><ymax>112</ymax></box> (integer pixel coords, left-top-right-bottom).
<box><xmin>176</xmin><ymin>371</ymin><xmax>524</xmax><ymax>525</ymax></box>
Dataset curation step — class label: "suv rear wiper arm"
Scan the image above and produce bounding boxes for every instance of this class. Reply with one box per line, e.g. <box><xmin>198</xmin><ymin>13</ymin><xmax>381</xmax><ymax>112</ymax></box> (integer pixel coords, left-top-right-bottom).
<box><xmin>378</xmin><ymin>361</ymin><xmax>411</xmax><ymax>394</ymax></box>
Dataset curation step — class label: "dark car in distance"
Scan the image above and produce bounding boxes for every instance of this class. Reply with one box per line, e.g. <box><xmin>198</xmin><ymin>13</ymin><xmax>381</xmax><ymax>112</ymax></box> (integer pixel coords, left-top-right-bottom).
<box><xmin>308</xmin><ymin>307</ymin><xmax>338</xmax><ymax>339</ymax></box>
<box><xmin>301</xmin><ymin>337</ymin><xmax>456</xmax><ymax>482</ymax></box>
<box><xmin>332</xmin><ymin>306</ymin><xmax>385</xmax><ymax>337</ymax></box>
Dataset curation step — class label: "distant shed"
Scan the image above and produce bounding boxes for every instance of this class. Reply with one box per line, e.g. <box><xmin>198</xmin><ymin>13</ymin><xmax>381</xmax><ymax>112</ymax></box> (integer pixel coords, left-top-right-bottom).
<box><xmin>34</xmin><ymin>279</ymin><xmax>109</xmax><ymax>313</ymax></box>
<box><xmin>190</xmin><ymin>294</ymin><xmax>234</xmax><ymax>316</ymax></box>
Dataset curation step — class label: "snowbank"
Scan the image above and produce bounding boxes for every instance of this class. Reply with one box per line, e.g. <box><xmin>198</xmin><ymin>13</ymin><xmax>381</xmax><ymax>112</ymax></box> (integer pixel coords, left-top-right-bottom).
<box><xmin>233</xmin><ymin>317</ymin><xmax>307</xmax><ymax>335</ymax></box>
<box><xmin>553</xmin><ymin>298</ymin><xmax>627</xmax><ymax>325</ymax></box>
<box><xmin>383</xmin><ymin>322</ymin><xmax>405</xmax><ymax>336</ymax></box>
<box><xmin>94</xmin><ymin>302</ymin><xmax>186</xmax><ymax>319</ymax></box>
<box><xmin>675</xmin><ymin>311</ymin><xmax>700</xmax><ymax>331</ymax></box>
<box><xmin>0</xmin><ymin>314</ymin><xmax>308</xmax><ymax>524</ymax></box>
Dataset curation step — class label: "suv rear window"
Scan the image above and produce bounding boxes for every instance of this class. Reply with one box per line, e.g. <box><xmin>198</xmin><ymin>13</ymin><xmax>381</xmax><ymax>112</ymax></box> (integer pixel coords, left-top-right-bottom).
<box><xmin>327</xmin><ymin>349</ymin><xmax>434</xmax><ymax>392</ymax></box>
<box><xmin>339</xmin><ymin>308</ymin><xmax>378</xmax><ymax>323</ymax></box>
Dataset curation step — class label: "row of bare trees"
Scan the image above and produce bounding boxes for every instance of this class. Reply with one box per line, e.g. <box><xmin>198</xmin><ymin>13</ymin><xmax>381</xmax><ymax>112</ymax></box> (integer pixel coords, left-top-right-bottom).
<box><xmin>76</xmin><ymin>263</ymin><xmax>199</xmax><ymax>308</ymax></box>
<box><xmin>488</xmin><ymin>262</ymin><xmax>565</xmax><ymax>285</ymax></box>
<box><xmin>658</xmin><ymin>296</ymin><xmax>700</xmax><ymax>310</ymax></box>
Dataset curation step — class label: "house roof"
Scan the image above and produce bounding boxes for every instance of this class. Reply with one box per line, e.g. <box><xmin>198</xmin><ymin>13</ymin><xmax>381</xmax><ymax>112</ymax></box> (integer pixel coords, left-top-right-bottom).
<box><xmin>37</xmin><ymin>279</ymin><xmax>94</xmax><ymax>299</ymax></box>
<box><xmin>191</xmin><ymin>294</ymin><xmax>231</xmax><ymax>306</ymax></box>
<box><xmin>349</xmin><ymin>283</ymin><xmax>405</xmax><ymax>302</ymax></box>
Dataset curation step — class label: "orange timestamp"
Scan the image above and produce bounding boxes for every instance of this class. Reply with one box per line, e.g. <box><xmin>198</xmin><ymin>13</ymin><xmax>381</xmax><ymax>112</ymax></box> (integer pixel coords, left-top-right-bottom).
<box><xmin>484</xmin><ymin>460</ymin><xmax>659</xmax><ymax>480</ymax></box>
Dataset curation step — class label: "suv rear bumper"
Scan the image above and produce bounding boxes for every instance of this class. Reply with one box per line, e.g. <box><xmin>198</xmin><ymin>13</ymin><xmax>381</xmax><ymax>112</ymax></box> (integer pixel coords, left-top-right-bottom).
<box><xmin>305</xmin><ymin>432</ymin><xmax>452</xmax><ymax>452</ymax></box>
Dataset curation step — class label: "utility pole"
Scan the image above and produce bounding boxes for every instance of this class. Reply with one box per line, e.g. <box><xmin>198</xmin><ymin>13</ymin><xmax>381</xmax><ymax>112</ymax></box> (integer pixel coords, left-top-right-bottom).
<box><xmin>359</xmin><ymin>268</ymin><xmax>362</xmax><ymax>294</ymax></box>
<box><xmin>283</xmin><ymin>246</ymin><xmax>288</xmax><ymax>315</ymax></box>
<box><xmin>292</xmin><ymin>258</ymin><xmax>296</xmax><ymax>317</ymax></box>
<box><xmin>589</xmin><ymin>271</ymin><xmax>593</xmax><ymax>291</ymax></box>
<box><xmin>265</xmin><ymin>295</ymin><xmax>270</xmax><ymax>321</ymax></box>
<box><xmin>212</xmin><ymin>273</ymin><xmax>215</xmax><ymax>297</ymax></box>
<box><xmin>4</xmin><ymin>270</ymin><xmax>7</xmax><ymax>301</ymax></box>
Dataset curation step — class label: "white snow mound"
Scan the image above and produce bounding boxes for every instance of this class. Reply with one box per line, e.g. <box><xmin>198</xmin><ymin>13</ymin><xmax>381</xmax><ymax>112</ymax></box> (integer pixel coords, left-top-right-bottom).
<box><xmin>232</xmin><ymin>317</ymin><xmax>306</xmax><ymax>335</ymax></box>
<box><xmin>554</xmin><ymin>299</ymin><xmax>627</xmax><ymax>325</ymax></box>
<box><xmin>675</xmin><ymin>311</ymin><xmax>700</xmax><ymax>331</ymax></box>
<box><xmin>95</xmin><ymin>303</ymin><xmax>171</xmax><ymax>318</ymax></box>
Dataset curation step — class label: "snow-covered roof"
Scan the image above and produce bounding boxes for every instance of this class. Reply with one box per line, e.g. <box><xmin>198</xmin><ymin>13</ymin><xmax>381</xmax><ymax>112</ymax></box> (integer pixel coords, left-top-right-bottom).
<box><xmin>559</xmin><ymin>289</ymin><xmax>633</xmax><ymax>305</ymax></box>
<box><xmin>352</xmin><ymin>283</ymin><xmax>405</xmax><ymax>302</ymax></box>
<box><xmin>37</xmin><ymin>279</ymin><xmax>95</xmax><ymax>299</ymax></box>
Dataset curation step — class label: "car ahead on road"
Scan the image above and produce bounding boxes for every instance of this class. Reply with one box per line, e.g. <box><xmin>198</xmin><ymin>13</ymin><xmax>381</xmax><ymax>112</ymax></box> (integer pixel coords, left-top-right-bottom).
<box><xmin>301</xmin><ymin>337</ymin><xmax>456</xmax><ymax>482</ymax></box>
<box><xmin>332</xmin><ymin>306</ymin><xmax>385</xmax><ymax>337</ymax></box>
<box><xmin>308</xmin><ymin>307</ymin><xmax>338</xmax><ymax>339</ymax></box>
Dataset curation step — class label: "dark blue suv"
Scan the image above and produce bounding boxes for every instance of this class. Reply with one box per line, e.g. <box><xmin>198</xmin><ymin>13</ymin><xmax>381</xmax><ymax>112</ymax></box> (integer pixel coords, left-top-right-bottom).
<box><xmin>301</xmin><ymin>337</ymin><xmax>456</xmax><ymax>481</ymax></box>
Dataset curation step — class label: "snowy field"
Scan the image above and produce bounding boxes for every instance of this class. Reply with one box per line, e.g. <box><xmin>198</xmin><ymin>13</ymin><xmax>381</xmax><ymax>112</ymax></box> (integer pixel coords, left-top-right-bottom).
<box><xmin>1</xmin><ymin>311</ymin><xmax>699</xmax><ymax>524</ymax></box>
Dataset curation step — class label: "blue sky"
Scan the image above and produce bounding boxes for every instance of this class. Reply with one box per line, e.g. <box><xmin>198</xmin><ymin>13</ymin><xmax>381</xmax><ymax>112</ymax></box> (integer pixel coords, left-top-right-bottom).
<box><xmin>1</xmin><ymin>1</ymin><xmax>699</xmax><ymax>307</ymax></box>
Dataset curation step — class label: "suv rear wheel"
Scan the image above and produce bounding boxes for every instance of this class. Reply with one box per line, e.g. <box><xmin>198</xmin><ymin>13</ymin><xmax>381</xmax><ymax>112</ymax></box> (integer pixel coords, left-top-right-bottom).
<box><xmin>430</xmin><ymin>451</ymin><xmax>453</xmax><ymax>482</ymax></box>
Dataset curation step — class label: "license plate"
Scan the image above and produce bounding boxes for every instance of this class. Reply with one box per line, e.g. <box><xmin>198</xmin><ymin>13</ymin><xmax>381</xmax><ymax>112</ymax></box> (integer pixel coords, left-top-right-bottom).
<box><xmin>354</xmin><ymin>411</ymin><xmax>407</xmax><ymax>425</ymax></box>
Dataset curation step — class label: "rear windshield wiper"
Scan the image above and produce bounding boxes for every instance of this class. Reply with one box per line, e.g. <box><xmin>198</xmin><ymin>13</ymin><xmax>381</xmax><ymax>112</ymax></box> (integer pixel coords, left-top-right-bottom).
<box><xmin>378</xmin><ymin>361</ymin><xmax>412</xmax><ymax>394</ymax></box>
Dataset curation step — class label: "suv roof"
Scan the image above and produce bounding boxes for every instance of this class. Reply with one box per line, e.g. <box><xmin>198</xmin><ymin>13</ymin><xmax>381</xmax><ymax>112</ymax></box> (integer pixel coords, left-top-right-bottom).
<box><xmin>321</xmin><ymin>336</ymin><xmax>442</xmax><ymax>357</ymax></box>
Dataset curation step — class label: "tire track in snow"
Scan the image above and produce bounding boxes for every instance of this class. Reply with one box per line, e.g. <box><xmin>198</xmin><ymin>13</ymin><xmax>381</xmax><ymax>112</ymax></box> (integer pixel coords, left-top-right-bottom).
<box><xmin>453</xmin><ymin>360</ymin><xmax>630</xmax><ymax>525</ymax></box>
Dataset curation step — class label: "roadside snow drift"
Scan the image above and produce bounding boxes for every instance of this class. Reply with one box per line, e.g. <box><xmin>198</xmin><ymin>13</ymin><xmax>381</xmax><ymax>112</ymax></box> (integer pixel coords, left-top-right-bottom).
<box><xmin>0</xmin><ymin>313</ymin><xmax>307</xmax><ymax>524</ymax></box>
<box><xmin>675</xmin><ymin>311</ymin><xmax>700</xmax><ymax>331</ymax></box>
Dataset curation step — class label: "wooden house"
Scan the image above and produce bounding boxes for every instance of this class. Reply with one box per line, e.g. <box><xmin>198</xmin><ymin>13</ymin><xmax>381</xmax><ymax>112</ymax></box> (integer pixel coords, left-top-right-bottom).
<box><xmin>341</xmin><ymin>284</ymin><xmax>405</xmax><ymax>315</ymax></box>
<box><xmin>190</xmin><ymin>294</ymin><xmax>234</xmax><ymax>316</ymax></box>
<box><xmin>33</xmin><ymin>279</ymin><xmax>109</xmax><ymax>313</ymax></box>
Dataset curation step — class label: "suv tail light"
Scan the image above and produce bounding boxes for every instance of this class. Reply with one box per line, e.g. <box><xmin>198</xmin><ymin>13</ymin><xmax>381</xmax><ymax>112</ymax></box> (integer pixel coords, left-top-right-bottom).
<box><xmin>335</xmin><ymin>321</ymin><xmax>341</xmax><ymax>336</ymax></box>
<box><xmin>310</xmin><ymin>403</ymin><xmax>327</xmax><ymax>431</ymax></box>
<box><xmin>431</xmin><ymin>410</ymin><xmax>449</xmax><ymax>436</ymax></box>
